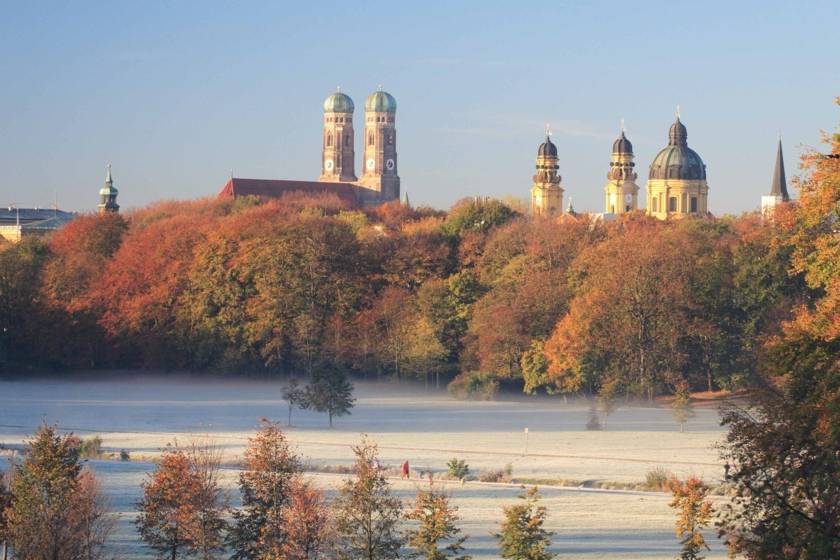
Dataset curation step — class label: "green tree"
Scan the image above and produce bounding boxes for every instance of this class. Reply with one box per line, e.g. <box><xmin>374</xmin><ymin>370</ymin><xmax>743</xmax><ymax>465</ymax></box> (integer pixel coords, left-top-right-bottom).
<box><xmin>667</xmin><ymin>477</ymin><xmax>712</xmax><ymax>560</ymax></box>
<box><xmin>521</xmin><ymin>340</ymin><xmax>550</xmax><ymax>395</ymax></box>
<box><xmin>671</xmin><ymin>381</ymin><xmax>694</xmax><ymax>432</ymax></box>
<box><xmin>495</xmin><ymin>486</ymin><xmax>555</xmax><ymax>560</ymax></box>
<box><xmin>282</xmin><ymin>378</ymin><xmax>309</xmax><ymax>426</ymax></box>
<box><xmin>406</xmin><ymin>482</ymin><xmax>470</xmax><ymax>560</ymax></box>
<box><xmin>333</xmin><ymin>438</ymin><xmax>404</xmax><ymax>560</ymax></box>
<box><xmin>229</xmin><ymin>420</ymin><xmax>301</xmax><ymax>560</ymax></box>
<box><xmin>305</xmin><ymin>364</ymin><xmax>355</xmax><ymax>427</ymax></box>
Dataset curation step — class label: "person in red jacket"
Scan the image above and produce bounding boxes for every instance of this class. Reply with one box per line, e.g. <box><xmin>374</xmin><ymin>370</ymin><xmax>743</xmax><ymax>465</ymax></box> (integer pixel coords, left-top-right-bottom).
<box><xmin>401</xmin><ymin>460</ymin><xmax>410</xmax><ymax>479</ymax></box>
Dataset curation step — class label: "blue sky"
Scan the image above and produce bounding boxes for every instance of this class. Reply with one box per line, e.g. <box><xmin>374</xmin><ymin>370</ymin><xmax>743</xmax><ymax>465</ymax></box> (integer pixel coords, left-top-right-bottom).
<box><xmin>1</xmin><ymin>1</ymin><xmax>837</xmax><ymax>214</ymax></box>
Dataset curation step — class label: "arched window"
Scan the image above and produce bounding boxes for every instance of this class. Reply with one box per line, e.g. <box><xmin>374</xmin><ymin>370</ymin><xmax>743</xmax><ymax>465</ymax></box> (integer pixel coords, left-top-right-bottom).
<box><xmin>669</xmin><ymin>197</ymin><xmax>677</xmax><ymax>212</ymax></box>
<box><xmin>652</xmin><ymin>198</ymin><xmax>658</xmax><ymax>212</ymax></box>
<box><xmin>368</xmin><ymin>133</ymin><xmax>374</xmax><ymax>146</ymax></box>
<box><xmin>326</xmin><ymin>133</ymin><xmax>333</xmax><ymax>147</ymax></box>
<box><xmin>344</xmin><ymin>135</ymin><xmax>350</xmax><ymax>147</ymax></box>
<box><xmin>387</xmin><ymin>134</ymin><xmax>393</xmax><ymax>145</ymax></box>
<box><xmin>690</xmin><ymin>197</ymin><xmax>698</xmax><ymax>213</ymax></box>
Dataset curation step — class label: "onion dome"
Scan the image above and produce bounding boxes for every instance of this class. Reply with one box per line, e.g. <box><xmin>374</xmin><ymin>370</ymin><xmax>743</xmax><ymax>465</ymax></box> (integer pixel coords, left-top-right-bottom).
<box><xmin>538</xmin><ymin>135</ymin><xmax>558</xmax><ymax>157</ymax></box>
<box><xmin>612</xmin><ymin>130</ymin><xmax>633</xmax><ymax>154</ymax></box>
<box><xmin>365</xmin><ymin>88</ymin><xmax>397</xmax><ymax>113</ymax></box>
<box><xmin>649</xmin><ymin>117</ymin><xmax>707</xmax><ymax>181</ymax></box>
<box><xmin>323</xmin><ymin>90</ymin><xmax>354</xmax><ymax>113</ymax></box>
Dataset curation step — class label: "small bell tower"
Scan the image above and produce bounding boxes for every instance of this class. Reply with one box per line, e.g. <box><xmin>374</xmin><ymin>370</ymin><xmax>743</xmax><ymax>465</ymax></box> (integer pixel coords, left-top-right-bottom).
<box><xmin>359</xmin><ymin>86</ymin><xmax>399</xmax><ymax>203</ymax></box>
<box><xmin>530</xmin><ymin>127</ymin><xmax>563</xmax><ymax>216</ymax></box>
<box><xmin>604</xmin><ymin>120</ymin><xmax>639</xmax><ymax>214</ymax></box>
<box><xmin>320</xmin><ymin>88</ymin><xmax>357</xmax><ymax>182</ymax></box>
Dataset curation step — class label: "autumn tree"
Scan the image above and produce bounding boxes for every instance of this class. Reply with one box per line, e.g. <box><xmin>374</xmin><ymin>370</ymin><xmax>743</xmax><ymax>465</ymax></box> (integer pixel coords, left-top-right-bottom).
<box><xmin>406</xmin><ymin>482</ymin><xmax>470</xmax><ymax>560</ymax></box>
<box><xmin>717</xmin><ymin>99</ymin><xmax>840</xmax><ymax>559</ymax></box>
<box><xmin>495</xmin><ymin>486</ymin><xmax>555</xmax><ymax>560</ymax></box>
<box><xmin>0</xmin><ymin>470</ymin><xmax>11</xmax><ymax>560</ymax></box>
<box><xmin>667</xmin><ymin>477</ymin><xmax>712</xmax><ymax>560</ymax></box>
<box><xmin>305</xmin><ymin>363</ymin><xmax>355</xmax><ymax>427</ymax></box>
<box><xmin>136</xmin><ymin>446</ymin><xmax>202</xmax><ymax>560</ymax></box>
<box><xmin>545</xmin><ymin>223</ymin><xmax>693</xmax><ymax>400</ymax></box>
<box><xmin>229</xmin><ymin>420</ymin><xmax>301</xmax><ymax>559</ymax></box>
<box><xmin>6</xmin><ymin>424</ymin><xmax>114</xmax><ymax>560</ymax></box>
<box><xmin>281</xmin><ymin>480</ymin><xmax>333</xmax><ymax>560</ymax></box>
<box><xmin>333</xmin><ymin>438</ymin><xmax>404</xmax><ymax>560</ymax></box>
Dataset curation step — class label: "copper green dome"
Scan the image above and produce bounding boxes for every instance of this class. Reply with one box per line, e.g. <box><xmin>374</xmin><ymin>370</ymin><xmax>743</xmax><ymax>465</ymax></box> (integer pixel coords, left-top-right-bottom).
<box><xmin>649</xmin><ymin>117</ymin><xmax>706</xmax><ymax>181</ymax></box>
<box><xmin>323</xmin><ymin>91</ymin><xmax>354</xmax><ymax>113</ymax></box>
<box><xmin>365</xmin><ymin>89</ymin><xmax>397</xmax><ymax>113</ymax></box>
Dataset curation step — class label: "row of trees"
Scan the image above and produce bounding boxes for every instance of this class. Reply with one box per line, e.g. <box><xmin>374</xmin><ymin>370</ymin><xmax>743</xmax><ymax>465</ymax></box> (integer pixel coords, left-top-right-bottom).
<box><xmin>0</xmin><ymin>188</ymin><xmax>801</xmax><ymax>401</ymax></box>
<box><xmin>1</xmin><ymin>422</ymin><xmax>719</xmax><ymax>560</ymax></box>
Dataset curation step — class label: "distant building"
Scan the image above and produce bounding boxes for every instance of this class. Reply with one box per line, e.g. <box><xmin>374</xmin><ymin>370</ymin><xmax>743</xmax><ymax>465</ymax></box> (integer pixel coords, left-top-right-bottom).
<box><xmin>530</xmin><ymin>132</ymin><xmax>564</xmax><ymax>216</ymax></box>
<box><xmin>647</xmin><ymin>114</ymin><xmax>710</xmax><ymax>219</ymax></box>
<box><xmin>761</xmin><ymin>139</ymin><xmax>790</xmax><ymax>216</ymax></box>
<box><xmin>98</xmin><ymin>164</ymin><xmax>120</xmax><ymax>215</ymax></box>
<box><xmin>218</xmin><ymin>87</ymin><xmax>400</xmax><ymax>207</ymax></box>
<box><xmin>0</xmin><ymin>207</ymin><xmax>75</xmax><ymax>243</ymax></box>
<box><xmin>604</xmin><ymin>125</ymin><xmax>640</xmax><ymax>214</ymax></box>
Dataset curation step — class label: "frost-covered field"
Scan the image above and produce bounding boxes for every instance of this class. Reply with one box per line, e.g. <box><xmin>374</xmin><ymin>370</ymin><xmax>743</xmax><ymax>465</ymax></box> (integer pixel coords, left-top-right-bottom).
<box><xmin>0</xmin><ymin>376</ymin><xmax>730</xmax><ymax>558</ymax></box>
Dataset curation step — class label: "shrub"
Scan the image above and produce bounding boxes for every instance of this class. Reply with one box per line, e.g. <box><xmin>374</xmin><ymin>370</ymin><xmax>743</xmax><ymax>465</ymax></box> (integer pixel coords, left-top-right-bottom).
<box><xmin>504</xmin><ymin>463</ymin><xmax>514</xmax><ymax>477</ymax></box>
<box><xmin>447</xmin><ymin>371</ymin><xmax>499</xmax><ymax>400</ymax></box>
<box><xmin>479</xmin><ymin>469</ymin><xmax>507</xmax><ymax>483</ymax></box>
<box><xmin>78</xmin><ymin>436</ymin><xmax>103</xmax><ymax>459</ymax></box>
<box><xmin>645</xmin><ymin>467</ymin><xmax>671</xmax><ymax>491</ymax></box>
<box><xmin>447</xmin><ymin>458</ymin><xmax>470</xmax><ymax>480</ymax></box>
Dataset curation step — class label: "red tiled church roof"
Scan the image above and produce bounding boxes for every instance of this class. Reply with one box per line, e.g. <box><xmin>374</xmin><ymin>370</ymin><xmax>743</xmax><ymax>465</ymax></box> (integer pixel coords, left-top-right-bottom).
<box><xmin>218</xmin><ymin>178</ymin><xmax>360</xmax><ymax>208</ymax></box>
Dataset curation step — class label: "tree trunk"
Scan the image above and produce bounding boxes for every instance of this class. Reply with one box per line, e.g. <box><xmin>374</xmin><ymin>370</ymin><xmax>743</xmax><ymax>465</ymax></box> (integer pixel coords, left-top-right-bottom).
<box><xmin>2</xmin><ymin>540</ymin><xmax>7</xmax><ymax>560</ymax></box>
<box><xmin>329</xmin><ymin>410</ymin><xmax>333</xmax><ymax>428</ymax></box>
<box><xmin>288</xmin><ymin>404</ymin><xmax>293</xmax><ymax>426</ymax></box>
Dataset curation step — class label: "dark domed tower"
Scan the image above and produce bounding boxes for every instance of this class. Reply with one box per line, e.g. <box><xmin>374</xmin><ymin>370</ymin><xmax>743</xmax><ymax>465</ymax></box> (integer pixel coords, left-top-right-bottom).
<box><xmin>530</xmin><ymin>131</ymin><xmax>563</xmax><ymax>216</ymax></box>
<box><xmin>646</xmin><ymin>112</ymin><xmax>709</xmax><ymax>218</ymax></box>
<box><xmin>98</xmin><ymin>164</ymin><xmax>119</xmax><ymax>215</ymax></box>
<box><xmin>320</xmin><ymin>89</ymin><xmax>357</xmax><ymax>182</ymax></box>
<box><xmin>604</xmin><ymin>123</ymin><xmax>639</xmax><ymax>214</ymax></box>
<box><xmin>359</xmin><ymin>87</ymin><xmax>399</xmax><ymax>202</ymax></box>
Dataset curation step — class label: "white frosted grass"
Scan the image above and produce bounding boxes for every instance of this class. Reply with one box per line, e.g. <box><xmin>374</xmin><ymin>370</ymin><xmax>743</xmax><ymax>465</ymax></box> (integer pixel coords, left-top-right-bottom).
<box><xmin>0</xmin><ymin>376</ymin><xmax>729</xmax><ymax>558</ymax></box>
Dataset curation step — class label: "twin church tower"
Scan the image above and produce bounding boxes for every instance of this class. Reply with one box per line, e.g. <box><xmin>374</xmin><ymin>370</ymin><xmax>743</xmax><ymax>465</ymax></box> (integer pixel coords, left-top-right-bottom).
<box><xmin>531</xmin><ymin>114</ymin><xmax>711</xmax><ymax>219</ymax></box>
<box><xmin>318</xmin><ymin>87</ymin><xmax>400</xmax><ymax>203</ymax></box>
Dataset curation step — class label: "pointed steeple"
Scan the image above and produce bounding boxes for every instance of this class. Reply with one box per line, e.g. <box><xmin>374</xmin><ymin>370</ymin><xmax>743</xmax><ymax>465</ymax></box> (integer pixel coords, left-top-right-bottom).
<box><xmin>770</xmin><ymin>139</ymin><xmax>790</xmax><ymax>201</ymax></box>
<box><xmin>98</xmin><ymin>164</ymin><xmax>120</xmax><ymax>214</ymax></box>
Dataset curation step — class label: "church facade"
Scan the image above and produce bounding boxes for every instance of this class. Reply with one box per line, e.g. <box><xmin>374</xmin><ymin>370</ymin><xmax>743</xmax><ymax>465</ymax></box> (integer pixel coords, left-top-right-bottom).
<box><xmin>530</xmin><ymin>113</ymin><xmax>711</xmax><ymax>219</ymax></box>
<box><xmin>219</xmin><ymin>88</ymin><xmax>400</xmax><ymax>207</ymax></box>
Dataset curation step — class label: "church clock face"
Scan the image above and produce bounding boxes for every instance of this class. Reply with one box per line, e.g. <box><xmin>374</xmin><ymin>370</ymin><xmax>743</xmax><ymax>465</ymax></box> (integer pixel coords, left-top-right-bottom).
<box><xmin>624</xmin><ymin>194</ymin><xmax>632</xmax><ymax>203</ymax></box>
<box><xmin>385</xmin><ymin>158</ymin><xmax>395</xmax><ymax>170</ymax></box>
<box><xmin>366</xmin><ymin>158</ymin><xmax>376</xmax><ymax>170</ymax></box>
<box><xmin>325</xmin><ymin>159</ymin><xmax>334</xmax><ymax>171</ymax></box>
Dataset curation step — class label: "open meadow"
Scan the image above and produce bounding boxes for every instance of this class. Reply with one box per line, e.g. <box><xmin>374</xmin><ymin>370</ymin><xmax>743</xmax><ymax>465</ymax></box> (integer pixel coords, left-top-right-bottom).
<box><xmin>0</xmin><ymin>376</ymin><xmax>731</xmax><ymax>558</ymax></box>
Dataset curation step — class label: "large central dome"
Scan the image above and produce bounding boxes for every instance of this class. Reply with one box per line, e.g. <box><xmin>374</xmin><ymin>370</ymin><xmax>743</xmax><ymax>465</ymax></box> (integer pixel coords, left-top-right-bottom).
<box><xmin>365</xmin><ymin>89</ymin><xmax>397</xmax><ymax>113</ymax></box>
<box><xmin>649</xmin><ymin>117</ymin><xmax>706</xmax><ymax>180</ymax></box>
